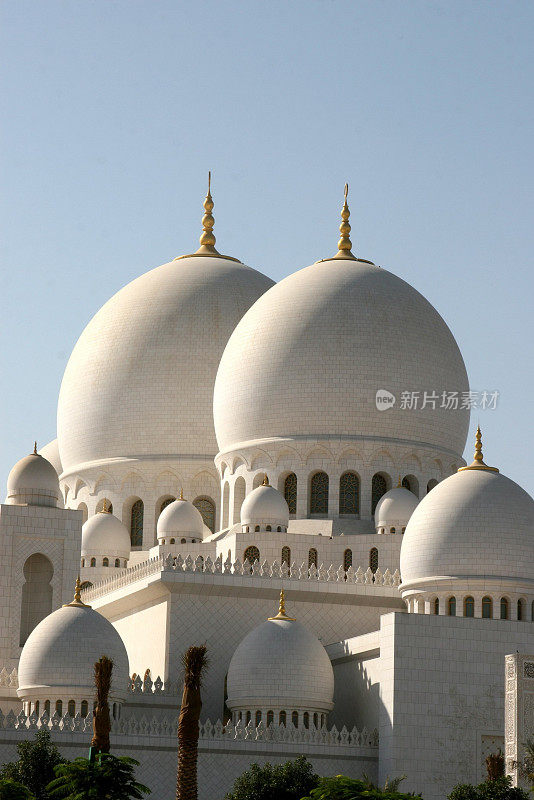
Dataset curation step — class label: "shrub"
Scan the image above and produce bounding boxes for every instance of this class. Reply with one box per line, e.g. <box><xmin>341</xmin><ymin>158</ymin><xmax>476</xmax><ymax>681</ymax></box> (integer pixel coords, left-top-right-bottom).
<box><xmin>448</xmin><ymin>776</ymin><xmax>530</xmax><ymax>800</ymax></box>
<box><xmin>0</xmin><ymin>778</ymin><xmax>34</xmax><ymax>800</ymax></box>
<box><xmin>0</xmin><ymin>731</ymin><xmax>63</xmax><ymax>800</ymax></box>
<box><xmin>224</xmin><ymin>756</ymin><xmax>318</xmax><ymax>800</ymax></box>
<box><xmin>300</xmin><ymin>775</ymin><xmax>422</xmax><ymax>800</ymax></box>
<box><xmin>46</xmin><ymin>754</ymin><xmax>150</xmax><ymax>800</ymax></box>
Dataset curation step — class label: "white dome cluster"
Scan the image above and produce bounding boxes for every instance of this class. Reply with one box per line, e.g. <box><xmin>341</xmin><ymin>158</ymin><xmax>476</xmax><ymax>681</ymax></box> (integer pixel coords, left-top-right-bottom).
<box><xmin>227</xmin><ymin>592</ymin><xmax>334</xmax><ymax>728</ymax></box>
<box><xmin>374</xmin><ymin>485</ymin><xmax>419</xmax><ymax>534</ymax></box>
<box><xmin>240</xmin><ymin>480</ymin><xmax>289</xmax><ymax>533</ymax></box>
<box><xmin>17</xmin><ymin>583</ymin><xmax>129</xmax><ymax>716</ymax></box>
<box><xmin>157</xmin><ymin>495</ymin><xmax>205</xmax><ymax>544</ymax></box>
<box><xmin>6</xmin><ymin>448</ymin><xmax>61</xmax><ymax>508</ymax></box>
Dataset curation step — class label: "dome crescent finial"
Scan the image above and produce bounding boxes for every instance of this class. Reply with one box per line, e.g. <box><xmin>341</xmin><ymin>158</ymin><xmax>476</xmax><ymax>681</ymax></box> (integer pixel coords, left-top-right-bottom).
<box><xmin>268</xmin><ymin>589</ymin><xmax>296</xmax><ymax>621</ymax></box>
<box><xmin>195</xmin><ymin>171</ymin><xmax>220</xmax><ymax>256</ymax></box>
<box><xmin>179</xmin><ymin>487</ymin><xmax>184</xmax><ymax>500</ymax></box>
<box><xmin>262</xmin><ymin>474</ymin><xmax>269</xmax><ymax>486</ymax></box>
<box><xmin>332</xmin><ymin>182</ymin><xmax>357</xmax><ymax>260</ymax></box>
<box><xmin>33</xmin><ymin>441</ymin><xmax>38</xmax><ymax>455</ymax></box>
<box><xmin>458</xmin><ymin>426</ymin><xmax>499</xmax><ymax>473</ymax></box>
<box><xmin>64</xmin><ymin>575</ymin><xmax>90</xmax><ymax>608</ymax></box>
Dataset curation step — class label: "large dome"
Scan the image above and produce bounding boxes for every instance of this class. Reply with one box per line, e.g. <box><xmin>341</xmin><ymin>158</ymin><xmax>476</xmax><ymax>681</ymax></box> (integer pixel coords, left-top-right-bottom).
<box><xmin>214</xmin><ymin>258</ymin><xmax>469</xmax><ymax>458</ymax></box>
<box><xmin>57</xmin><ymin>254</ymin><xmax>273</xmax><ymax>475</ymax></box>
<box><xmin>400</xmin><ymin>466</ymin><xmax>534</xmax><ymax>589</ymax></box>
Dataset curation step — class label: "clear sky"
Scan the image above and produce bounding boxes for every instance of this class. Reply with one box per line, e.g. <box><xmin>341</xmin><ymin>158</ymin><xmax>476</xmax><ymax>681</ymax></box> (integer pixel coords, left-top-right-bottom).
<box><xmin>1</xmin><ymin>0</ymin><xmax>533</xmax><ymax>494</ymax></box>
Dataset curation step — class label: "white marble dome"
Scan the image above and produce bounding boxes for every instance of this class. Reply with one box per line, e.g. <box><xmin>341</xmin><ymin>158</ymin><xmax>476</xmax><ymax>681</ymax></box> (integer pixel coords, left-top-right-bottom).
<box><xmin>57</xmin><ymin>254</ymin><xmax>274</xmax><ymax>476</ymax></box>
<box><xmin>226</xmin><ymin>601</ymin><xmax>334</xmax><ymax>715</ymax></box>
<box><xmin>157</xmin><ymin>497</ymin><xmax>205</xmax><ymax>541</ymax></box>
<box><xmin>82</xmin><ymin>510</ymin><xmax>131</xmax><ymax>560</ymax></box>
<box><xmin>240</xmin><ymin>483</ymin><xmax>289</xmax><ymax>529</ymax></box>
<box><xmin>6</xmin><ymin>451</ymin><xmax>61</xmax><ymax>508</ymax></box>
<box><xmin>214</xmin><ymin>258</ymin><xmax>469</xmax><ymax>458</ymax></box>
<box><xmin>400</xmin><ymin>467</ymin><xmax>534</xmax><ymax>592</ymax></box>
<box><xmin>17</xmin><ymin>600</ymin><xmax>129</xmax><ymax>705</ymax></box>
<box><xmin>375</xmin><ymin>486</ymin><xmax>419</xmax><ymax>533</ymax></box>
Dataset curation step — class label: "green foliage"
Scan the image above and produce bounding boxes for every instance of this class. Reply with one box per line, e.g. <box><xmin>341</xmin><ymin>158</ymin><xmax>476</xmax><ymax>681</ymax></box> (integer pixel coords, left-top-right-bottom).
<box><xmin>0</xmin><ymin>778</ymin><xmax>34</xmax><ymax>800</ymax></box>
<box><xmin>448</xmin><ymin>776</ymin><xmax>530</xmax><ymax>800</ymax></box>
<box><xmin>0</xmin><ymin>731</ymin><xmax>64</xmax><ymax>800</ymax></box>
<box><xmin>224</xmin><ymin>755</ymin><xmax>318</xmax><ymax>800</ymax></box>
<box><xmin>46</xmin><ymin>755</ymin><xmax>150</xmax><ymax>800</ymax></box>
<box><xmin>300</xmin><ymin>774</ymin><xmax>422</xmax><ymax>800</ymax></box>
<box><xmin>522</xmin><ymin>739</ymin><xmax>534</xmax><ymax>787</ymax></box>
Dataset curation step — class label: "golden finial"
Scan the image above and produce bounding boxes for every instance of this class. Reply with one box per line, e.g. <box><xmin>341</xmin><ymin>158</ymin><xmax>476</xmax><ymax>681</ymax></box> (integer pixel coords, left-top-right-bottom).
<box><xmin>33</xmin><ymin>441</ymin><xmax>38</xmax><ymax>455</ymax></box>
<box><xmin>100</xmin><ymin>498</ymin><xmax>110</xmax><ymax>513</ymax></box>
<box><xmin>268</xmin><ymin>589</ymin><xmax>296</xmax><ymax>621</ymax></box>
<box><xmin>397</xmin><ymin>475</ymin><xmax>402</xmax><ymax>488</ymax></box>
<box><xmin>458</xmin><ymin>426</ymin><xmax>499</xmax><ymax>473</ymax></box>
<box><xmin>316</xmin><ymin>184</ymin><xmax>374</xmax><ymax>265</ymax></box>
<box><xmin>262</xmin><ymin>474</ymin><xmax>269</xmax><ymax>486</ymax></box>
<box><xmin>179</xmin><ymin>488</ymin><xmax>184</xmax><ymax>500</ymax></box>
<box><xmin>175</xmin><ymin>174</ymin><xmax>241</xmax><ymax>262</ymax></box>
<box><xmin>63</xmin><ymin>575</ymin><xmax>89</xmax><ymax>608</ymax></box>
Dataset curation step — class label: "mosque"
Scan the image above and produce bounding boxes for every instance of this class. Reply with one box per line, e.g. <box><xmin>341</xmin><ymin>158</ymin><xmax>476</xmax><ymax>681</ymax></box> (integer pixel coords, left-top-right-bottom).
<box><xmin>0</xmin><ymin>181</ymin><xmax>532</xmax><ymax>800</ymax></box>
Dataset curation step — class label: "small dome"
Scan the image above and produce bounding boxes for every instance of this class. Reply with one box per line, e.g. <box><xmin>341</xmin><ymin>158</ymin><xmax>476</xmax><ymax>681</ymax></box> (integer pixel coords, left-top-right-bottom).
<box><xmin>18</xmin><ymin>594</ymin><xmax>129</xmax><ymax>704</ymax></box>
<box><xmin>240</xmin><ymin>482</ymin><xmax>289</xmax><ymax>528</ymax></box>
<box><xmin>227</xmin><ymin>593</ymin><xmax>334</xmax><ymax>715</ymax></box>
<box><xmin>400</xmin><ymin>466</ymin><xmax>534</xmax><ymax>593</ymax></box>
<box><xmin>157</xmin><ymin>497</ymin><xmax>204</xmax><ymax>540</ymax></box>
<box><xmin>375</xmin><ymin>486</ymin><xmax>419</xmax><ymax>531</ymax></box>
<box><xmin>82</xmin><ymin>510</ymin><xmax>131</xmax><ymax>560</ymax></box>
<box><xmin>6</xmin><ymin>449</ymin><xmax>61</xmax><ymax>507</ymax></box>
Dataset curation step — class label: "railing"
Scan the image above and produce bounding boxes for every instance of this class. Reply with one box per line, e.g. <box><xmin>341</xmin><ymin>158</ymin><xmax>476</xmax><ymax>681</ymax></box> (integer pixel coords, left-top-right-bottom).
<box><xmin>0</xmin><ymin>707</ymin><xmax>378</xmax><ymax>748</ymax></box>
<box><xmin>82</xmin><ymin>552</ymin><xmax>400</xmax><ymax>602</ymax></box>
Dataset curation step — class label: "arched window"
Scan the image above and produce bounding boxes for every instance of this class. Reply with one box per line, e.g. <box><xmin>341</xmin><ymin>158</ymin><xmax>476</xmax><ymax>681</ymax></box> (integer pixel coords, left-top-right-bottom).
<box><xmin>170</xmin><ymin>538</ymin><xmax>175</xmax><ymax>544</ymax></box>
<box><xmin>402</xmin><ymin>475</ymin><xmax>419</xmax><ymax>496</ymax></box>
<box><xmin>310</xmin><ymin>472</ymin><xmax>329</xmax><ymax>514</ymax></box>
<box><xmin>55</xmin><ymin>700</ymin><xmax>62</xmax><ymax>716</ymax></box>
<box><xmin>255</xmin><ymin>710</ymin><xmax>261</xmax><ymax>726</ymax></box>
<box><xmin>501</xmin><ymin>597</ymin><xmax>509</xmax><ymax>619</ymax></box>
<box><xmin>448</xmin><ymin>597</ymin><xmax>456</xmax><ymax>616</ymax></box>
<box><xmin>181</xmin><ymin>538</ymin><xmax>186</xmax><ymax>544</ymax></box>
<box><xmin>308</xmin><ymin>548</ymin><xmax>318</xmax><ymax>568</ymax></box>
<box><xmin>68</xmin><ymin>700</ymin><xmax>76</xmax><ymax>718</ymax></box>
<box><xmin>266</xmin><ymin>525</ymin><xmax>271</xmax><ymax>532</ymax></box>
<box><xmin>246</xmin><ymin>711</ymin><xmax>251</xmax><ymax>724</ymax></box>
<box><xmin>222</xmin><ymin>484</ymin><xmax>230</xmax><ymax>530</ymax></box>
<box><xmin>517</xmin><ymin>599</ymin><xmax>524</xmax><ymax>621</ymax></box>
<box><xmin>292</xmin><ymin>711</ymin><xmax>299</xmax><ymax>728</ymax></box>
<box><xmin>77</xmin><ymin>503</ymin><xmax>88</xmax><ymax>523</ymax></box>
<box><xmin>313</xmin><ymin>712</ymin><xmax>318</xmax><ymax>728</ymax></box>
<box><xmin>254</xmin><ymin>525</ymin><xmax>260</xmax><ymax>532</ymax></box>
<box><xmin>343</xmin><ymin>549</ymin><xmax>352</xmax><ymax>571</ymax></box>
<box><xmin>193</xmin><ymin>496</ymin><xmax>216</xmax><ymax>534</ymax></box>
<box><xmin>464</xmin><ymin>596</ymin><xmax>475</xmax><ymax>618</ymax></box>
<box><xmin>35</xmin><ymin>700</ymin><xmax>40</xmax><ymax>716</ymax></box>
<box><xmin>97</xmin><ymin>499</ymin><xmax>113</xmax><ymax>514</ymax></box>
<box><xmin>390</xmin><ymin>527</ymin><xmax>396</xmax><ymax>534</ymax></box>
<box><xmin>371</xmin><ymin>473</ymin><xmax>388</xmax><ymax>514</ymax></box>
<box><xmin>369</xmin><ymin>547</ymin><xmax>379</xmax><ymax>574</ymax></box>
<box><xmin>427</xmin><ymin>479</ymin><xmax>438</xmax><ymax>493</ymax></box>
<box><xmin>339</xmin><ymin>472</ymin><xmax>359</xmax><ymax>515</ymax></box>
<box><xmin>482</xmin><ymin>596</ymin><xmax>493</xmax><ymax>618</ymax></box>
<box><xmin>90</xmin><ymin>558</ymin><xmax>96</xmax><ymax>567</ymax></box>
<box><xmin>44</xmin><ymin>700</ymin><xmax>50</xmax><ymax>716</ymax></box>
<box><xmin>434</xmin><ymin>598</ymin><xmax>439</xmax><ymax>615</ymax></box>
<box><xmin>279</xmin><ymin>710</ymin><xmax>286</xmax><ymax>726</ymax></box>
<box><xmin>115</xmin><ymin>558</ymin><xmax>120</xmax><ymax>568</ymax></box>
<box><xmin>102</xmin><ymin>557</ymin><xmax>109</xmax><ymax>567</ymax></box>
<box><xmin>531</xmin><ymin>600</ymin><xmax>534</xmax><ymax>622</ymax></box>
<box><xmin>20</xmin><ymin>554</ymin><xmax>53</xmax><ymax>646</ymax></box>
<box><xmin>281</xmin><ymin>546</ymin><xmax>291</xmax><ymax>566</ymax></box>
<box><xmin>303</xmin><ymin>712</ymin><xmax>309</xmax><ymax>729</ymax></box>
<box><xmin>284</xmin><ymin>473</ymin><xmax>297</xmax><ymax>515</ymax></box>
<box><xmin>81</xmin><ymin>558</ymin><xmax>85</xmax><ymax>568</ymax></box>
<box><xmin>267</xmin><ymin>710</ymin><xmax>274</xmax><ymax>726</ymax></box>
<box><xmin>130</xmin><ymin>500</ymin><xmax>144</xmax><ymax>546</ymax></box>
<box><xmin>277</xmin><ymin>526</ymin><xmax>282</xmax><ymax>532</ymax></box>
<box><xmin>244</xmin><ymin>546</ymin><xmax>260</xmax><ymax>564</ymax></box>
<box><xmin>81</xmin><ymin>700</ymin><xmax>88</xmax><ymax>717</ymax></box>
<box><xmin>233</xmin><ymin>479</ymin><xmax>246</xmax><ymax>526</ymax></box>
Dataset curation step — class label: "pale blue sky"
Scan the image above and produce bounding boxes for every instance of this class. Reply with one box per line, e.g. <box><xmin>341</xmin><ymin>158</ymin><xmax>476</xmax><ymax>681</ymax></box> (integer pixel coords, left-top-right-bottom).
<box><xmin>1</xmin><ymin>0</ymin><xmax>533</xmax><ymax>493</ymax></box>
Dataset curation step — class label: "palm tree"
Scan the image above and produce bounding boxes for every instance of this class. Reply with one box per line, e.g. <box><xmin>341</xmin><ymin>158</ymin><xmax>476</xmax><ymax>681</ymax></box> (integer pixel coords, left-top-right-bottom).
<box><xmin>176</xmin><ymin>645</ymin><xmax>208</xmax><ymax>800</ymax></box>
<box><xmin>523</xmin><ymin>739</ymin><xmax>534</xmax><ymax>787</ymax></box>
<box><xmin>91</xmin><ymin>656</ymin><xmax>114</xmax><ymax>755</ymax></box>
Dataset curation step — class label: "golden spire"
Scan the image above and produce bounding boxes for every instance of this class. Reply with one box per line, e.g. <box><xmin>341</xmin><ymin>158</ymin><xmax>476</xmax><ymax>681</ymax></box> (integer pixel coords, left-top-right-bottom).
<box><xmin>397</xmin><ymin>475</ymin><xmax>402</xmax><ymax>488</ymax></box>
<box><xmin>63</xmin><ymin>575</ymin><xmax>90</xmax><ymax>608</ymax></box>
<box><xmin>33</xmin><ymin>441</ymin><xmax>38</xmax><ymax>455</ymax></box>
<box><xmin>458</xmin><ymin>426</ymin><xmax>499</xmax><ymax>473</ymax></box>
<box><xmin>175</xmin><ymin>173</ymin><xmax>240</xmax><ymax>262</ymax></box>
<box><xmin>100</xmin><ymin>498</ymin><xmax>110</xmax><ymax>513</ymax></box>
<box><xmin>262</xmin><ymin>474</ymin><xmax>269</xmax><ymax>486</ymax></box>
<box><xmin>268</xmin><ymin>589</ymin><xmax>296</xmax><ymax>621</ymax></box>
<box><xmin>316</xmin><ymin>183</ymin><xmax>374</xmax><ymax>265</ymax></box>
<box><xmin>195</xmin><ymin>171</ymin><xmax>220</xmax><ymax>256</ymax></box>
<box><xmin>179</xmin><ymin>488</ymin><xmax>184</xmax><ymax>500</ymax></box>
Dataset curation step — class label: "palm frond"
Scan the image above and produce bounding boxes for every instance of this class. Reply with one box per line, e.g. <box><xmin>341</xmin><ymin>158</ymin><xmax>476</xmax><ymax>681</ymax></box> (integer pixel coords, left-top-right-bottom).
<box><xmin>181</xmin><ymin>645</ymin><xmax>208</xmax><ymax>689</ymax></box>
